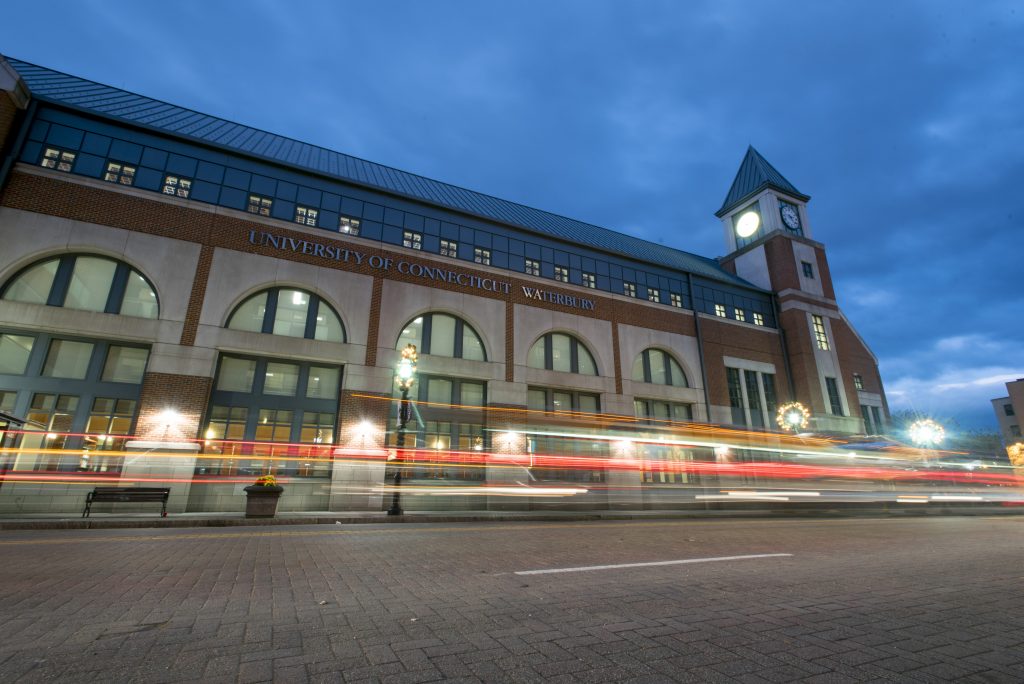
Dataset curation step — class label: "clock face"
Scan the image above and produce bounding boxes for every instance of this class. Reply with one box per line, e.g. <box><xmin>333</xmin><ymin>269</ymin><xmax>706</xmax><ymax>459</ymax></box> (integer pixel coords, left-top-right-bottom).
<box><xmin>781</xmin><ymin>204</ymin><xmax>800</xmax><ymax>230</ymax></box>
<box><xmin>735</xmin><ymin>210</ymin><xmax>760</xmax><ymax>238</ymax></box>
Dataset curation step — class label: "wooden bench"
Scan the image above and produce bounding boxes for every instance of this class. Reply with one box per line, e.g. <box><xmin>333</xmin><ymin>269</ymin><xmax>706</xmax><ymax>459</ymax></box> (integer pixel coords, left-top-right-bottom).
<box><xmin>82</xmin><ymin>487</ymin><xmax>171</xmax><ymax>518</ymax></box>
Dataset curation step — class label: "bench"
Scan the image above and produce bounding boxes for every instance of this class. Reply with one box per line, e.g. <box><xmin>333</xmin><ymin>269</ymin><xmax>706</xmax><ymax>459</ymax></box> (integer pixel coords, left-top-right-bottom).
<box><xmin>82</xmin><ymin>487</ymin><xmax>171</xmax><ymax>518</ymax></box>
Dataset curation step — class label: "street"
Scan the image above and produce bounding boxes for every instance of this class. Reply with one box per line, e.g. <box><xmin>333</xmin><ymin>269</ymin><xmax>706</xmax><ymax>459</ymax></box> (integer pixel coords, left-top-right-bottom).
<box><xmin>0</xmin><ymin>516</ymin><xmax>1022</xmax><ymax>682</ymax></box>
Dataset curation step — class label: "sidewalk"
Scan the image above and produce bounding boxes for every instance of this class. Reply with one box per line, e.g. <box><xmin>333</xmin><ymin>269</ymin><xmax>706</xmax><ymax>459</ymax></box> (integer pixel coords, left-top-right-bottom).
<box><xmin>1</xmin><ymin>501</ymin><xmax>1021</xmax><ymax>530</ymax></box>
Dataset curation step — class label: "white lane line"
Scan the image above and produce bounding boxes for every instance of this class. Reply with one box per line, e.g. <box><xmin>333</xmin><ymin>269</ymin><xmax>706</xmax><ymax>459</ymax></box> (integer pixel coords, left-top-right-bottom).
<box><xmin>514</xmin><ymin>553</ymin><xmax>793</xmax><ymax>575</ymax></box>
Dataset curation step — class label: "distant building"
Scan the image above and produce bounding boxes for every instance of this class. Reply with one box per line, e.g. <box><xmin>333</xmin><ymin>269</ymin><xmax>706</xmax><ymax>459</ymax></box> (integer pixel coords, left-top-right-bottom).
<box><xmin>0</xmin><ymin>55</ymin><xmax>890</xmax><ymax>512</ymax></box>
<box><xmin>992</xmin><ymin>379</ymin><xmax>1024</xmax><ymax>446</ymax></box>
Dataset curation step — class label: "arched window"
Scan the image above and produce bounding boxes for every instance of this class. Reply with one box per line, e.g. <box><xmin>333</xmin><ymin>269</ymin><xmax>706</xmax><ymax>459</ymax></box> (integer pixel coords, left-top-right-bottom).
<box><xmin>632</xmin><ymin>349</ymin><xmax>688</xmax><ymax>387</ymax></box>
<box><xmin>1</xmin><ymin>254</ymin><xmax>159</xmax><ymax>319</ymax></box>
<box><xmin>227</xmin><ymin>288</ymin><xmax>345</xmax><ymax>342</ymax></box>
<box><xmin>396</xmin><ymin>313</ymin><xmax>486</xmax><ymax>361</ymax></box>
<box><xmin>528</xmin><ymin>333</ymin><xmax>598</xmax><ymax>375</ymax></box>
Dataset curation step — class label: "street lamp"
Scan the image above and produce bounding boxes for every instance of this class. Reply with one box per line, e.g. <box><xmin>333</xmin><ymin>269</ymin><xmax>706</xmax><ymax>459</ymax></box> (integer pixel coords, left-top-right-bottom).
<box><xmin>909</xmin><ymin>418</ymin><xmax>944</xmax><ymax>448</ymax></box>
<box><xmin>387</xmin><ymin>344</ymin><xmax>418</xmax><ymax>515</ymax></box>
<box><xmin>775</xmin><ymin>402</ymin><xmax>810</xmax><ymax>432</ymax></box>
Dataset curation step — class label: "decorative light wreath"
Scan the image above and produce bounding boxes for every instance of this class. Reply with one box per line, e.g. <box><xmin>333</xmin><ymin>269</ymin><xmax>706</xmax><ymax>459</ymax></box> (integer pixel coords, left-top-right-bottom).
<box><xmin>776</xmin><ymin>402</ymin><xmax>810</xmax><ymax>431</ymax></box>
<box><xmin>1007</xmin><ymin>442</ymin><xmax>1024</xmax><ymax>467</ymax></box>
<box><xmin>908</xmin><ymin>418</ymin><xmax>945</xmax><ymax>447</ymax></box>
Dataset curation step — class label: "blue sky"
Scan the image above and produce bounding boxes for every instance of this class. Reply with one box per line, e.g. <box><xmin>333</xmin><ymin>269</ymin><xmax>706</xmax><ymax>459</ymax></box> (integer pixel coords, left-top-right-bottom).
<box><xmin>2</xmin><ymin>1</ymin><xmax>1021</xmax><ymax>432</ymax></box>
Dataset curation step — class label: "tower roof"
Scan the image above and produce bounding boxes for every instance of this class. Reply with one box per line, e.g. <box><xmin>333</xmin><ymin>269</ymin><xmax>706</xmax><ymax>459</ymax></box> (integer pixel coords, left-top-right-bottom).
<box><xmin>716</xmin><ymin>146</ymin><xmax>809</xmax><ymax>217</ymax></box>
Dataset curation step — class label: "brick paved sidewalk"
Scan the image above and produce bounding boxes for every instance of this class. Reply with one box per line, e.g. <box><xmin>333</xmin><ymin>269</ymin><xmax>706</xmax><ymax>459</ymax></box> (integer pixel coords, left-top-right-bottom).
<box><xmin>0</xmin><ymin>516</ymin><xmax>1021</xmax><ymax>682</ymax></box>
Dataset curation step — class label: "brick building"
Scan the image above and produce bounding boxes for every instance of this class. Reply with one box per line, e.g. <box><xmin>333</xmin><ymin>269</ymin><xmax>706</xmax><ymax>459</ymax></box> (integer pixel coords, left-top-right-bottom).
<box><xmin>0</xmin><ymin>56</ymin><xmax>889</xmax><ymax>512</ymax></box>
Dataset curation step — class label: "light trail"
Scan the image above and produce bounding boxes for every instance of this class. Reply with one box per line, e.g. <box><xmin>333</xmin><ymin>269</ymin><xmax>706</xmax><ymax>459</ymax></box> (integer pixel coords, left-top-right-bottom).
<box><xmin>514</xmin><ymin>553</ymin><xmax>794</xmax><ymax>575</ymax></box>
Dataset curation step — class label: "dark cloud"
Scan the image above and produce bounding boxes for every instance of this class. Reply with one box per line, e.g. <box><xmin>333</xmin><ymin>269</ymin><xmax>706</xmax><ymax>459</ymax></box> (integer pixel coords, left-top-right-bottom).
<box><xmin>3</xmin><ymin>0</ymin><xmax>1021</xmax><ymax>429</ymax></box>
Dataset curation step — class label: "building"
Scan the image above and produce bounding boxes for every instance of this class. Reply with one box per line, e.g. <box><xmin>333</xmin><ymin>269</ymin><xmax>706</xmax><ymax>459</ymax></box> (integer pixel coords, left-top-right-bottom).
<box><xmin>0</xmin><ymin>56</ymin><xmax>889</xmax><ymax>513</ymax></box>
<box><xmin>992</xmin><ymin>379</ymin><xmax>1023</xmax><ymax>446</ymax></box>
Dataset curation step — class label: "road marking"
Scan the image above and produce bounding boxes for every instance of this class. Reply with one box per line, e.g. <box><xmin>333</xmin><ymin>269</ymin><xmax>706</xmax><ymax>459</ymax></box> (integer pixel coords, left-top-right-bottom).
<box><xmin>514</xmin><ymin>553</ymin><xmax>793</xmax><ymax>575</ymax></box>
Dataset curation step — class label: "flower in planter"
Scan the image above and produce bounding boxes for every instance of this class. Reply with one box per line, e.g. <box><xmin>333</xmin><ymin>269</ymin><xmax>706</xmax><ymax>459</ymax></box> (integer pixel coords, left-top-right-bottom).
<box><xmin>254</xmin><ymin>474</ymin><xmax>278</xmax><ymax>487</ymax></box>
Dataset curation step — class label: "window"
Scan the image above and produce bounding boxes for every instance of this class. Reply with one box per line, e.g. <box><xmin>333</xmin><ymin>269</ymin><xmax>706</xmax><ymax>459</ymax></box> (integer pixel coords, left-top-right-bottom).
<box><xmin>248</xmin><ymin>194</ymin><xmax>272</xmax><ymax>216</ymax></box>
<box><xmin>396</xmin><ymin>313</ymin><xmax>485</xmax><ymax>361</ymax></box>
<box><xmin>0</xmin><ymin>334</ymin><xmax>148</xmax><ymax>458</ymax></box>
<box><xmin>101</xmin><ymin>346</ymin><xmax>149</xmax><ymax>384</ymax></box>
<box><xmin>162</xmin><ymin>175</ymin><xmax>192</xmax><ymax>198</ymax></box>
<box><xmin>339</xmin><ymin>216</ymin><xmax>360</xmax><ymax>235</ymax></box>
<box><xmin>623</xmin><ymin>283</ymin><xmax>636</xmax><ymax>298</ymax></box>
<box><xmin>670</xmin><ymin>293</ymin><xmax>682</xmax><ymax>308</ymax></box>
<box><xmin>528</xmin><ymin>333</ymin><xmax>597</xmax><ymax>375</ymax></box>
<box><xmin>715</xmin><ymin>304</ymin><xmax>727</xmax><ymax>317</ymax></box>
<box><xmin>726</xmin><ymin>366</ymin><xmax>776</xmax><ymax>428</ymax></box>
<box><xmin>474</xmin><ymin>248</ymin><xmax>491</xmax><ymax>265</ymax></box>
<box><xmin>525</xmin><ymin>259</ymin><xmax>540</xmax><ymax>276</ymax></box>
<box><xmin>853</xmin><ymin>373</ymin><xmax>864</xmax><ymax>391</ymax></box>
<box><xmin>753</xmin><ymin>312</ymin><xmax>764</xmax><ymax>326</ymax></box>
<box><xmin>227</xmin><ymin>288</ymin><xmax>345</xmax><ymax>342</ymax></box>
<box><xmin>735</xmin><ymin>308</ymin><xmax>745</xmax><ymax>322</ymax></box>
<box><xmin>528</xmin><ymin>386</ymin><xmax>600</xmax><ymax>414</ymax></box>
<box><xmin>40</xmin><ymin>147</ymin><xmax>75</xmax><ymax>172</ymax></box>
<box><xmin>203</xmin><ymin>354</ymin><xmax>341</xmax><ymax>472</ymax></box>
<box><xmin>812</xmin><ymin>315</ymin><xmax>830</xmax><ymax>350</ymax></box>
<box><xmin>103</xmin><ymin>162</ymin><xmax>136</xmax><ymax>186</ymax></box>
<box><xmin>295</xmin><ymin>206</ymin><xmax>318</xmax><ymax>226</ymax></box>
<box><xmin>440</xmin><ymin>240</ymin><xmax>457</xmax><ymax>257</ymax></box>
<box><xmin>1</xmin><ymin>255</ymin><xmax>159</xmax><ymax>319</ymax></box>
<box><xmin>83</xmin><ymin>398</ymin><xmax>137</xmax><ymax>455</ymax></box>
<box><xmin>632</xmin><ymin>349</ymin><xmax>688</xmax><ymax>387</ymax></box>
<box><xmin>634</xmin><ymin>399</ymin><xmax>692</xmax><ymax>424</ymax></box>
<box><xmin>1012</xmin><ymin>425</ymin><xmax>1022</xmax><ymax>438</ymax></box>
<box><xmin>554</xmin><ymin>266</ymin><xmax>569</xmax><ymax>283</ymax></box>
<box><xmin>403</xmin><ymin>231</ymin><xmax>422</xmax><ymax>250</ymax></box>
<box><xmin>582</xmin><ymin>272</ymin><xmax>596</xmax><ymax>288</ymax></box>
<box><xmin>648</xmin><ymin>288</ymin><xmax>660</xmax><ymax>303</ymax></box>
<box><xmin>825</xmin><ymin>377</ymin><xmax>844</xmax><ymax>415</ymax></box>
<box><xmin>868</xmin><ymin>403</ymin><xmax>884</xmax><ymax>436</ymax></box>
<box><xmin>0</xmin><ymin>334</ymin><xmax>34</xmax><ymax>375</ymax></box>
<box><xmin>802</xmin><ymin>261</ymin><xmax>815</xmax><ymax>279</ymax></box>
<box><xmin>1003</xmin><ymin>404</ymin><xmax>1014</xmax><ymax>417</ymax></box>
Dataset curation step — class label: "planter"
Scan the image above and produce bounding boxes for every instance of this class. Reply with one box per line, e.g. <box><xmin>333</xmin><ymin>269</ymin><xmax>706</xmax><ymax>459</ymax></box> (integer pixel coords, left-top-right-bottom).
<box><xmin>243</xmin><ymin>485</ymin><xmax>284</xmax><ymax>518</ymax></box>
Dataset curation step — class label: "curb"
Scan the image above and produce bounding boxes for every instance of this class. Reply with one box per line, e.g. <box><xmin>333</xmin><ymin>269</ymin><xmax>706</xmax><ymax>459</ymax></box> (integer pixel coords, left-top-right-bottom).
<box><xmin>1</xmin><ymin>504</ymin><xmax>1021</xmax><ymax>530</ymax></box>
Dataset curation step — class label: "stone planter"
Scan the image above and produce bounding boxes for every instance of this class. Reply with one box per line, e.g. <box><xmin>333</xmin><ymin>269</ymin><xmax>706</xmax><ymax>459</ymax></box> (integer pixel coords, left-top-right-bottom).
<box><xmin>243</xmin><ymin>485</ymin><xmax>284</xmax><ymax>518</ymax></box>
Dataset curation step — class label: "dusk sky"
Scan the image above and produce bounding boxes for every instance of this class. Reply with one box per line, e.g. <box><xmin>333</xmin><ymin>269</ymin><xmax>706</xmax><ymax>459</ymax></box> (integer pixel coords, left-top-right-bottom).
<box><xmin>2</xmin><ymin>1</ymin><xmax>1021</xmax><ymax>433</ymax></box>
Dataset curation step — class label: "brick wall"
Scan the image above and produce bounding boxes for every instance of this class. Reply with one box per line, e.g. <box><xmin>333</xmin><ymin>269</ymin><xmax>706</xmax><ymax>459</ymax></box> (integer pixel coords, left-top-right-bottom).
<box><xmin>698</xmin><ymin>317</ymin><xmax>790</xmax><ymax>407</ymax></box>
<box><xmin>0</xmin><ymin>91</ymin><xmax>18</xmax><ymax>154</ymax></box>
<box><xmin>135</xmin><ymin>372</ymin><xmax>213</xmax><ymax>441</ymax></box>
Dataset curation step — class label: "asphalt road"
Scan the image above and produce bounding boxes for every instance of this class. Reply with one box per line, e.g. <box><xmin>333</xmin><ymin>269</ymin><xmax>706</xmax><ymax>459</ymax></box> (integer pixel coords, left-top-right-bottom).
<box><xmin>0</xmin><ymin>516</ymin><xmax>1022</xmax><ymax>683</ymax></box>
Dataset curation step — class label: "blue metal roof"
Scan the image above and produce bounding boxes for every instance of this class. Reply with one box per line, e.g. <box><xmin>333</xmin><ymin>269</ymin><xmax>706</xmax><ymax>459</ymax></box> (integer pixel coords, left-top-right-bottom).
<box><xmin>716</xmin><ymin>145</ymin><xmax>809</xmax><ymax>217</ymax></box>
<box><xmin>7</xmin><ymin>57</ymin><xmax>758</xmax><ymax>289</ymax></box>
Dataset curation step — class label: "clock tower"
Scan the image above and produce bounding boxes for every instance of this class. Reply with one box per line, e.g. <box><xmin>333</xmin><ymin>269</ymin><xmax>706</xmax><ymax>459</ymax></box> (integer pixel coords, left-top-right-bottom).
<box><xmin>716</xmin><ymin>147</ymin><xmax>889</xmax><ymax>435</ymax></box>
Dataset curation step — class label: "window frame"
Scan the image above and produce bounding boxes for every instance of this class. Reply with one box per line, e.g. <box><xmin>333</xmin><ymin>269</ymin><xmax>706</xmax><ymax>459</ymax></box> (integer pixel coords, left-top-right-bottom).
<box><xmin>632</xmin><ymin>348</ymin><xmax>688</xmax><ymax>387</ymax></box>
<box><xmin>524</xmin><ymin>259</ymin><xmax>540</xmax><ymax>276</ymax></box>
<box><xmin>812</xmin><ymin>314</ymin><xmax>830</xmax><ymax>351</ymax></box>
<box><xmin>338</xmin><ymin>216</ymin><xmax>361</xmax><ymax>236</ymax></box>
<box><xmin>247</xmin><ymin>194</ymin><xmax>273</xmax><ymax>216</ymax></box>
<box><xmin>403</xmin><ymin>231</ymin><xmax>423</xmax><ymax>250</ymax></box>
<box><xmin>294</xmin><ymin>206</ymin><xmax>319</xmax><ymax>227</ymax></box>
<box><xmin>103</xmin><ymin>161</ymin><xmax>136</xmax><ymax>186</ymax></box>
<box><xmin>162</xmin><ymin>175</ymin><xmax>192</xmax><ymax>198</ymax></box>
<box><xmin>1</xmin><ymin>254</ymin><xmax>160</xmax><ymax>319</ymax></box>
<box><xmin>226</xmin><ymin>287</ymin><xmax>346</xmax><ymax>343</ymax></box>
<box><xmin>553</xmin><ymin>266</ymin><xmax>569</xmax><ymax>283</ymax></box>
<box><xmin>40</xmin><ymin>147</ymin><xmax>76</xmax><ymax>172</ymax></box>
<box><xmin>395</xmin><ymin>312</ymin><xmax>486</xmax><ymax>361</ymax></box>
<box><xmin>473</xmin><ymin>247</ymin><xmax>491</xmax><ymax>265</ymax></box>
<box><xmin>528</xmin><ymin>332</ymin><xmax>598</xmax><ymax>375</ymax></box>
<box><xmin>528</xmin><ymin>386</ymin><xmax>600</xmax><ymax>414</ymax></box>
<box><xmin>439</xmin><ymin>239</ymin><xmax>457</xmax><ymax>257</ymax></box>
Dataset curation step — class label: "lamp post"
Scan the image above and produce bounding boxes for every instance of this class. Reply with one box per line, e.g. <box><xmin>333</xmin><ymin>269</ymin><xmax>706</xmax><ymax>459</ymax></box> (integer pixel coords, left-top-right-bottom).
<box><xmin>909</xmin><ymin>418</ymin><xmax>944</xmax><ymax>449</ymax></box>
<box><xmin>775</xmin><ymin>402</ymin><xmax>810</xmax><ymax>433</ymax></box>
<box><xmin>387</xmin><ymin>344</ymin><xmax>417</xmax><ymax>516</ymax></box>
